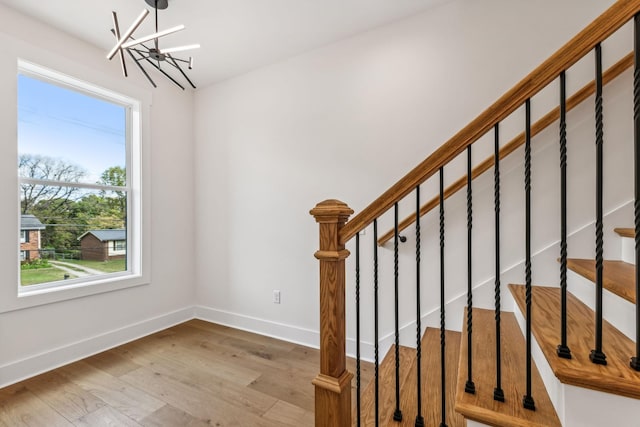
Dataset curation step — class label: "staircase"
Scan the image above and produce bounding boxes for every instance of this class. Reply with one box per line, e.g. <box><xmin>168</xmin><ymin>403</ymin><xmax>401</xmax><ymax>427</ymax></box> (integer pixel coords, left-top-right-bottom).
<box><xmin>310</xmin><ymin>1</ymin><xmax>640</xmax><ymax>426</ymax></box>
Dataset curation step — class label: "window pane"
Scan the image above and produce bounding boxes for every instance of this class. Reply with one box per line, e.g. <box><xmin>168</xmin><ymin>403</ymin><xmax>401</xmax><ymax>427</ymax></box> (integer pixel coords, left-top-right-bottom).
<box><xmin>18</xmin><ymin>74</ymin><xmax>127</xmax><ymax>186</ymax></box>
<box><xmin>20</xmin><ymin>185</ymin><xmax>127</xmax><ymax>287</ymax></box>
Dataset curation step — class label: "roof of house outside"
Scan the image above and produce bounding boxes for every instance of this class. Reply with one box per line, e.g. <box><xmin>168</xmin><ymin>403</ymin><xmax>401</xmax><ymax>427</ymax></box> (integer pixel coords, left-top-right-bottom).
<box><xmin>79</xmin><ymin>229</ymin><xmax>126</xmax><ymax>242</ymax></box>
<box><xmin>20</xmin><ymin>214</ymin><xmax>45</xmax><ymax>230</ymax></box>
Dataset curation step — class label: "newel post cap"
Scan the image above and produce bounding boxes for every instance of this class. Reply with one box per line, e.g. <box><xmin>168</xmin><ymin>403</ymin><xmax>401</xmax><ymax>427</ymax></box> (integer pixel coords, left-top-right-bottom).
<box><xmin>310</xmin><ymin>199</ymin><xmax>354</xmax><ymax>223</ymax></box>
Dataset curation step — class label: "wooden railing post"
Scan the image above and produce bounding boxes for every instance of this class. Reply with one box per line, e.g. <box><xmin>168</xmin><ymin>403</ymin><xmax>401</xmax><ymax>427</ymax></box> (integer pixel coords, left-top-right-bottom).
<box><xmin>310</xmin><ymin>199</ymin><xmax>354</xmax><ymax>427</ymax></box>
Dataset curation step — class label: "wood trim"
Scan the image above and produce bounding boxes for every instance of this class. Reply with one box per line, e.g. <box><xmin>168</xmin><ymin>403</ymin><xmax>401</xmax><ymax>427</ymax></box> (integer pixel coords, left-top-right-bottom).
<box><xmin>614</xmin><ymin>227</ymin><xmax>635</xmax><ymax>238</ymax></box>
<box><xmin>339</xmin><ymin>0</ymin><xmax>640</xmax><ymax>244</ymax></box>
<box><xmin>509</xmin><ymin>284</ymin><xmax>640</xmax><ymax>400</ymax></box>
<box><xmin>377</xmin><ymin>52</ymin><xmax>634</xmax><ymax>246</ymax></box>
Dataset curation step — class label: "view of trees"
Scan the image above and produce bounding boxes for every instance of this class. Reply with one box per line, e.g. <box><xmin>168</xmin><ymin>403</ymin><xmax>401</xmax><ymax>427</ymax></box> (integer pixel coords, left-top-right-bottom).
<box><xmin>19</xmin><ymin>154</ymin><xmax>126</xmax><ymax>254</ymax></box>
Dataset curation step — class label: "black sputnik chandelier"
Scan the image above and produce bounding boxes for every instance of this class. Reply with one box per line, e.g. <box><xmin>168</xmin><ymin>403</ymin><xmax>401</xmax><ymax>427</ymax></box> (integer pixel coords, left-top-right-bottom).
<box><xmin>107</xmin><ymin>0</ymin><xmax>199</xmax><ymax>90</ymax></box>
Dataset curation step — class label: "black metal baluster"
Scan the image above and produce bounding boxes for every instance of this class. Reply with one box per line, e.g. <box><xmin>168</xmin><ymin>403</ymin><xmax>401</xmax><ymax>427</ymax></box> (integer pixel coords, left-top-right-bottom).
<box><xmin>465</xmin><ymin>145</ymin><xmax>476</xmax><ymax>395</ymax></box>
<box><xmin>394</xmin><ymin>203</ymin><xmax>403</xmax><ymax>421</ymax></box>
<box><xmin>356</xmin><ymin>232</ymin><xmax>362</xmax><ymax>426</ymax></box>
<box><xmin>374</xmin><ymin>219</ymin><xmax>380</xmax><ymax>426</ymax></box>
<box><xmin>590</xmin><ymin>43</ymin><xmax>608</xmax><ymax>366</ymax></box>
<box><xmin>523</xmin><ymin>99</ymin><xmax>536</xmax><ymax>411</ymax></box>
<box><xmin>415</xmin><ymin>186</ymin><xmax>425</xmax><ymax>427</ymax></box>
<box><xmin>439</xmin><ymin>168</ymin><xmax>447</xmax><ymax>427</ymax></box>
<box><xmin>632</xmin><ymin>13</ymin><xmax>640</xmax><ymax>372</ymax></box>
<box><xmin>493</xmin><ymin>123</ymin><xmax>505</xmax><ymax>402</ymax></box>
<box><xmin>557</xmin><ymin>71</ymin><xmax>572</xmax><ymax>360</ymax></box>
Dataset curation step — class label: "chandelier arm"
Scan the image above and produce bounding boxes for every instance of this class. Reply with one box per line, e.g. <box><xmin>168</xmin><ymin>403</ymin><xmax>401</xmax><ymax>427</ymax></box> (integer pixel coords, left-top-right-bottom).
<box><xmin>139</xmin><ymin>54</ymin><xmax>185</xmax><ymax>90</ymax></box>
<box><xmin>111</xmin><ymin>13</ymin><xmax>128</xmax><ymax>77</ymax></box>
<box><xmin>121</xmin><ymin>25</ymin><xmax>185</xmax><ymax>50</ymax></box>
<box><xmin>135</xmin><ymin>54</ymin><xmax>153</xmax><ymax>61</ymax></box>
<box><xmin>107</xmin><ymin>9</ymin><xmax>149</xmax><ymax>60</ymax></box>
<box><xmin>167</xmin><ymin>54</ymin><xmax>196</xmax><ymax>89</ymax></box>
<box><xmin>125</xmin><ymin>48</ymin><xmax>157</xmax><ymax>88</ymax></box>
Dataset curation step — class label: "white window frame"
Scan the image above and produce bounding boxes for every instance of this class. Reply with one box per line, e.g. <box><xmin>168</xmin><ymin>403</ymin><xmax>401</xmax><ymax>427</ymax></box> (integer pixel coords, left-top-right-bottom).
<box><xmin>16</xmin><ymin>60</ymin><xmax>145</xmax><ymax>299</ymax></box>
<box><xmin>19</xmin><ymin>230</ymin><xmax>26</xmax><ymax>244</ymax></box>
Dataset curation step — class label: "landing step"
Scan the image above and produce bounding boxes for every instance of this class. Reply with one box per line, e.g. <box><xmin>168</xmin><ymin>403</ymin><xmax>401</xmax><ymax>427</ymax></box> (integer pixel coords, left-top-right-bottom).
<box><xmin>509</xmin><ymin>284</ymin><xmax>640</xmax><ymax>400</ymax></box>
<box><xmin>356</xmin><ymin>344</ymin><xmax>415</xmax><ymax>426</ymax></box>
<box><xmin>566</xmin><ymin>258</ymin><xmax>635</xmax><ymax>303</ymax></box>
<box><xmin>455</xmin><ymin>308</ymin><xmax>560</xmax><ymax>427</ymax></box>
<box><xmin>396</xmin><ymin>328</ymin><xmax>464</xmax><ymax>427</ymax></box>
<box><xmin>614</xmin><ymin>228</ymin><xmax>634</xmax><ymax>238</ymax></box>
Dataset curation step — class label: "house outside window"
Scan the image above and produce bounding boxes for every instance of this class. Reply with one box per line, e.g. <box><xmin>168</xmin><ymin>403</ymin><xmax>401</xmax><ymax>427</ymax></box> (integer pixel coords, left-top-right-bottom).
<box><xmin>17</xmin><ymin>60</ymin><xmax>142</xmax><ymax>293</ymax></box>
<box><xmin>19</xmin><ymin>214</ymin><xmax>44</xmax><ymax>262</ymax></box>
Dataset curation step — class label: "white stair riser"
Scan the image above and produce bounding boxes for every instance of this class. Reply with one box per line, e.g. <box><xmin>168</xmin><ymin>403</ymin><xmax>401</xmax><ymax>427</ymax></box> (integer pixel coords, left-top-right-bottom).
<box><xmin>466</xmin><ymin>421</ymin><xmax>492</xmax><ymax>427</ymax></box>
<box><xmin>567</xmin><ymin>270</ymin><xmax>635</xmax><ymax>341</ymax></box>
<box><xmin>621</xmin><ymin>236</ymin><xmax>635</xmax><ymax>265</ymax></box>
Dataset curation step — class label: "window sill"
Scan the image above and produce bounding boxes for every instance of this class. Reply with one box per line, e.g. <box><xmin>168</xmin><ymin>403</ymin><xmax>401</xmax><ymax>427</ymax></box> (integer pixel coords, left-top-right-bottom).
<box><xmin>0</xmin><ymin>273</ymin><xmax>150</xmax><ymax>314</ymax></box>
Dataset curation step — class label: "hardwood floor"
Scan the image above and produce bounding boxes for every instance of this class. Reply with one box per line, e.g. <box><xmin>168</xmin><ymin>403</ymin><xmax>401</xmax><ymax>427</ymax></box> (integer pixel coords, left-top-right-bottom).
<box><xmin>0</xmin><ymin>319</ymin><xmax>373</xmax><ymax>426</ymax></box>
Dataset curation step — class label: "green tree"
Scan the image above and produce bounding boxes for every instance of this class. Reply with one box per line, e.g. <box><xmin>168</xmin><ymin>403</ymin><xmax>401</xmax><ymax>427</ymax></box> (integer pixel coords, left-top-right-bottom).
<box><xmin>98</xmin><ymin>166</ymin><xmax>126</xmax><ymax>213</ymax></box>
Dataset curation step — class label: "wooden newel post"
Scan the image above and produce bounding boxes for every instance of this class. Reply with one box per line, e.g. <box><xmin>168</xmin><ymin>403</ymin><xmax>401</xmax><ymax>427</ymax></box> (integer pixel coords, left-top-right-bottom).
<box><xmin>310</xmin><ymin>199</ymin><xmax>354</xmax><ymax>426</ymax></box>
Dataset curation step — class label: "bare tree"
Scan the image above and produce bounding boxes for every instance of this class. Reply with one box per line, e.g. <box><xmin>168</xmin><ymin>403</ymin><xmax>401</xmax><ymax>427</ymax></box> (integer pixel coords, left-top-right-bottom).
<box><xmin>19</xmin><ymin>154</ymin><xmax>87</xmax><ymax>214</ymax></box>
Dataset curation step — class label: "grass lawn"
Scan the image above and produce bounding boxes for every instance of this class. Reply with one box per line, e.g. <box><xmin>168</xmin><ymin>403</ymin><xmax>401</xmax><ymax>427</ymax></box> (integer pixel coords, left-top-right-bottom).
<box><xmin>21</xmin><ymin>268</ymin><xmax>77</xmax><ymax>286</ymax></box>
<box><xmin>60</xmin><ymin>259</ymin><xmax>126</xmax><ymax>273</ymax></box>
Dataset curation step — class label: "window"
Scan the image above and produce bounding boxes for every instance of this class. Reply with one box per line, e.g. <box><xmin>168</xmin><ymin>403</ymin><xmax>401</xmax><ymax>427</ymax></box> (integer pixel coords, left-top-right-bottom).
<box><xmin>20</xmin><ymin>230</ymin><xmax>27</xmax><ymax>243</ymax></box>
<box><xmin>17</xmin><ymin>61</ymin><xmax>142</xmax><ymax>294</ymax></box>
<box><xmin>20</xmin><ymin>251</ymin><xmax>27</xmax><ymax>262</ymax></box>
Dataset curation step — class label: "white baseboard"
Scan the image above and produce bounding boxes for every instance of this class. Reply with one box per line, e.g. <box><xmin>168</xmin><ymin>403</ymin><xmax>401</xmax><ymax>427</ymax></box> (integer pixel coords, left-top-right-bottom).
<box><xmin>194</xmin><ymin>305</ymin><xmax>322</xmax><ymax>351</ymax></box>
<box><xmin>0</xmin><ymin>306</ymin><xmax>195</xmax><ymax>388</ymax></box>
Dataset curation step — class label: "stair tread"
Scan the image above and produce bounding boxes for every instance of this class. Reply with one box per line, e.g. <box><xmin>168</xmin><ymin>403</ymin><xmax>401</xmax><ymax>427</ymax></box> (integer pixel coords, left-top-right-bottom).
<box><xmin>456</xmin><ymin>308</ymin><xmax>560</xmax><ymax>427</ymax></box>
<box><xmin>395</xmin><ymin>328</ymin><xmax>464</xmax><ymax>427</ymax></box>
<box><xmin>509</xmin><ymin>284</ymin><xmax>640</xmax><ymax>400</ymax></box>
<box><xmin>614</xmin><ymin>227</ymin><xmax>634</xmax><ymax>238</ymax></box>
<box><xmin>357</xmin><ymin>344</ymin><xmax>416</xmax><ymax>426</ymax></box>
<box><xmin>566</xmin><ymin>258</ymin><xmax>635</xmax><ymax>303</ymax></box>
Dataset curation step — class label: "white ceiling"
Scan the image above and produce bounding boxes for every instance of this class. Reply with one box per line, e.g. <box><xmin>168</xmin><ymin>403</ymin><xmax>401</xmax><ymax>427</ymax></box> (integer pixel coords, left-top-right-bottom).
<box><xmin>0</xmin><ymin>0</ymin><xmax>449</xmax><ymax>89</ymax></box>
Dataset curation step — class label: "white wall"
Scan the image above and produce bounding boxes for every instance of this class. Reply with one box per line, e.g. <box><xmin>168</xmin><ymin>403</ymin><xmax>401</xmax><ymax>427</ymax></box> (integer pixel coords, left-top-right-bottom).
<box><xmin>193</xmin><ymin>0</ymin><xmax>628</xmax><ymax>351</ymax></box>
<box><xmin>0</xmin><ymin>4</ymin><xmax>196</xmax><ymax>385</ymax></box>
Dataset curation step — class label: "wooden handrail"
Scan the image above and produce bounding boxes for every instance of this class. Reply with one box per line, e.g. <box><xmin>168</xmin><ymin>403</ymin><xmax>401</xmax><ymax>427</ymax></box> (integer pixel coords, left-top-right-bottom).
<box><xmin>339</xmin><ymin>0</ymin><xmax>640</xmax><ymax>245</ymax></box>
<box><xmin>377</xmin><ymin>51</ymin><xmax>634</xmax><ymax>246</ymax></box>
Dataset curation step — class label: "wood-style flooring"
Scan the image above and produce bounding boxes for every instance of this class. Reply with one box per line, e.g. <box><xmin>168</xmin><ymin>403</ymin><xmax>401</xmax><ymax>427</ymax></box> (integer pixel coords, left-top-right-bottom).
<box><xmin>0</xmin><ymin>319</ymin><xmax>373</xmax><ymax>426</ymax></box>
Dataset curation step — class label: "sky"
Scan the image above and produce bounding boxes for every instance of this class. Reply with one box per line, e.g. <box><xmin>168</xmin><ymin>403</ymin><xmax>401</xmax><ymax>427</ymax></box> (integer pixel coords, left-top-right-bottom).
<box><xmin>17</xmin><ymin>74</ymin><xmax>126</xmax><ymax>184</ymax></box>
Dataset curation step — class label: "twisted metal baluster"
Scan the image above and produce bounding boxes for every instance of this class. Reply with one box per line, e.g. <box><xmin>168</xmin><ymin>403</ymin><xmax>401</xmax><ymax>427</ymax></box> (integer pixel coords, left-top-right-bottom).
<box><xmin>493</xmin><ymin>123</ymin><xmax>505</xmax><ymax>402</ymax></box>
<box><xmin>632</xmin><ymin>13</ymin><xmax>640</xmax><ymax>372</ymax></box>
<box><xmin>465</xmin><ymin>145</ymin><xmax>476</xmax><ymax>394</ymax></box>
<box><xmin>415</xmin><ymin>186</ymin><xmax>425</xmax><ymax>427</ymax></box>
<box><xmin>523</xmin><ymin>99</ymin><xmax>536</xmax><ymax>411</ymax></box>
<box><xmin>557</xmin><ymin>71</ymin><xmax>572</xmax><ymax>359</ymax></box>
<box><xmin>356</xmin><ymin>232</ymin><xmax>362</xmax><ymax>426</ymax></box>
<box><xmin>439</xmin><ymin>168</ymin><xmax>447</xmax><ymax>427</ymax></box>
<box><xmin>374</xmin><ymin>219</ymin><xmax>380</xmax><ymax>426</ymax></box>
<box><xmin>393</xmin><ymin>203</ymin><xmax>403</xmax><ymax>421</ymax></box>
<box><xmin>590</xmin><ymin>43</ymin><xmax>608</xmax><ymax>366</ymax></box>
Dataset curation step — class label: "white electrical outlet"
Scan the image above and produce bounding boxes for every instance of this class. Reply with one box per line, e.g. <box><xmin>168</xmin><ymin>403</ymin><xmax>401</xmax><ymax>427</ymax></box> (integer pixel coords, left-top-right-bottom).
<box><xmin>273</xmin><ymin>290</ymin><xmax>281</xmax><ymax>304</ymax></box>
